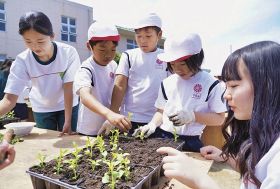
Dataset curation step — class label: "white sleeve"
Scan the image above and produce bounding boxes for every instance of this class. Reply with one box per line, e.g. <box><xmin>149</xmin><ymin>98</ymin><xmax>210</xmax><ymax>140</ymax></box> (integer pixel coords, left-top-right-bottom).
<box><xmin>261</xmin><ymin>151</ymin><xmax>280</xmax><ymax>188</ymax></box>
<box><xmin>208</xmin><ymin>81</ymin><xmax>227</xmax><ymax>113</ymax></box>
<box><xmin>4</xmin><ymin>57</ymin><xmax>30</xmax><ymax>96</ymax></box>
<box><xmin>74</xmin><ymin>66</ymin><xmax>94</xmax><ymax>95</ymax></box>
<box><xmin>63</xmin><ymin>46</ymin><xmax>81</xmax><ymax>83</ymax></box>
<box><xmin>115</xmin><ymin>52</ymin><xmax>130</xmax><ymax>77</ymax></box>
<box><xmin>154</xmin><ymin>85</ymin><xmax>166</xmax><ymax>110</ymax></box>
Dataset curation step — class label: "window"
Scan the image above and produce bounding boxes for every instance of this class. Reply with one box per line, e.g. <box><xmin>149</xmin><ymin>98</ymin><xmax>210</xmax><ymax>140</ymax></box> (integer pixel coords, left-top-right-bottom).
<box><xmin>127</xmin><ymin>39</ymin><xmax>138</xmax><ymax>49</ymax></box>
<box><xmin>0</xmin><ymin>2</ymin><xmax>6</xmax><ymax>31</ymax></box>
<box><xmin>61</xmin><ymin>16</ymin><xmax>76</xmax><ymax>42</ymax></box>
<box><xmin>0</xmin><ymin>54</ymin><xmax>6</xmax><ymax>63</ymax></box>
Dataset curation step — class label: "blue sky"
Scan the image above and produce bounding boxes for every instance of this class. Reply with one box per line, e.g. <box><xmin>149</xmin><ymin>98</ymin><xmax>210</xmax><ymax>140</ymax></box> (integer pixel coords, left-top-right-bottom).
<box><xmin>70</xmin><ymin>0</ymin><xmax>280</xmax><ymax>75</ymax></box>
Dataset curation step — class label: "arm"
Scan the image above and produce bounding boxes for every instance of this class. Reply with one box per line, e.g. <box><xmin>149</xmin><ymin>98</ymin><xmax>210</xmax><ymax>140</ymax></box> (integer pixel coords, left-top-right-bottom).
<box><xmin>60</xmin><ymin>82</ymin><xmax>74</xmax><ymax>135</ymax></box>
<box><xmin>150</xmin><ymin>109</ymin><xmax>163</xmax><ymax>126</ymax></box>
<box><xmin>157</xmin><ymin>147</ymin><xmax>220</xmax><ymax>189</ymax></box>
<box><xmin>0</xmin><ymin>94</ymin><xmax>18</xmax><ymax>116</ymax></box>
<box><xmin>110</xmin><ymin>75</ymin><xmax>128</xmax><ymax>113</ymax></box>
<box><xmin>195</xmin><ymin>112</ymin><xmax>225</xmax><ymax>126</ymax></box>
<box><xmin>80</xmin><ymin>87</ymin><xmax>131</xmax><ymax>131</ymax></box>
<box><xmin>0</xmin><ymin>142</ymin><xmax>16</xmax><ymax>170</ymax></box>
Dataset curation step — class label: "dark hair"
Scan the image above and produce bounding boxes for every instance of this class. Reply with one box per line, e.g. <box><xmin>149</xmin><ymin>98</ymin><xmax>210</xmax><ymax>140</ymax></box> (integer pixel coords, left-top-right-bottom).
<box><xmin>135</xmin><ymin>26</ymin><xmax>162</xmax><ymax>35</ymax></box>
<box><xmin>0</xmin><ymin>59</ymin><xmax>13</xmax><ymax>73</ymax></box>
<box><xmin>221</xmin><ymin>41</ymin><xmax>280</xmax><ymax>187</ymax></box>
<box><xmin>88</xmin><ymin>40</ymin><xmax>118</xmax><ymax>49</ymax></box>
<box><xmin>19</xmin><ymin>11</ymin><xmax>54</xmax><ymax>36</ymax></box>
<box><xmin>167</xmin><ymin>49</ymin><xmax>204</xmax><ymax>74</ymax></box>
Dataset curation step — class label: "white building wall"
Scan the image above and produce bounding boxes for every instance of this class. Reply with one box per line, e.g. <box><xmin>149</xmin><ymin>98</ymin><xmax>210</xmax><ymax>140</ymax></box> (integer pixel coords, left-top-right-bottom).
<box><xmin>0</xmin><ymin>0</ymin><xmax>93</xmax><ymax>61</ymax></box>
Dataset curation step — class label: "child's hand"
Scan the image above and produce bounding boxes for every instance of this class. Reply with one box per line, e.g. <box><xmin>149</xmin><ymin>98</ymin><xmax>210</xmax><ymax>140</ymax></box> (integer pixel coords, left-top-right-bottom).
<box><xmin>59</xmin><ymin>123</ymin><xmax>74</xmax><ymax>136</ymax></box>
<box><xmin>0</xmin><ymin>142</ymin><xmax>15</xmax><ymax>170</ymax></box>
<box><xmin>168</xmin><ymin>110</ymin><xmax>195</xmax><ymax>126</ymax></box>
<box><xmin>97</xmin><ymin>120</ymin><xmax>115</xmax><ymax>135</ymax></box>
<box><xmin>106</xmin><ymin>112</ymin><xmax>131</xmax><ymax>132</ymax></box>
<box><xmin>200</xmin><ymin>145</ymin><xmax>224</xmax><ymax>162</ymax></box>
<box><xmin>132</xmin><ymin>122</ymin><xmax>157</xmax><ymax>138</ymax></box>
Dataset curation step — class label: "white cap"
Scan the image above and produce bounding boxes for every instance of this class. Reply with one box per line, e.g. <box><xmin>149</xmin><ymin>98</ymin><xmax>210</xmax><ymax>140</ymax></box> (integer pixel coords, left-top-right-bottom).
<box><xmin>133</xmin><ymin>13</ymin><xmax>162</xmax><ymax>29</ymax></box>
<box><xmin>87</xmin><ymin>21</ymin><xmax>120</xmax><ymax>41</ymax></box>
<box><xmin>158</xmin><ymin>33</ymin><xmax>202</xmax><ymax>62</ymax></box>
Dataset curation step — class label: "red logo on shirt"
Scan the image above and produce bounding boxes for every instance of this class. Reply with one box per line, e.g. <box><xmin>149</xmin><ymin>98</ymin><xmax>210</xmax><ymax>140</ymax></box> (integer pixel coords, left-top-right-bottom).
<box><xmin>156</xmin><ymin>59</ymin><xmax>163</xmax><ymax>64</ymax></box>
<box><xmin>109</xmin><ymin>72</ymin><xmax>114</xmax><ymax>78</ymax></box>
<box><xmin>194</xmin><ymin>84</ymin><xmax>202</xmax><ymax>93</ymax></box>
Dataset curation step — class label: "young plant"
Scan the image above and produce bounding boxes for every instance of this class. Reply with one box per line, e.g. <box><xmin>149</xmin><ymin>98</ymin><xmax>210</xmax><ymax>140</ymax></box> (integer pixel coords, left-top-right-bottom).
<box><xmin>64</xmin><ymin>158</ymin><xmax>79</xmax><ymax>180</ymax></box>
<box><xmin>85</xmin><ymin>137</ymin><xmax>95</xmax><ymax>158</ymax></box>
<box><xmin>109</xmin><ymin>129</ymin><xmax>120</xmax><ymax>151</ymax></box>
<box><xmin>173</xmin><ymin>127</ymin><xmax>179</xmax><ymax>142</ymax></box>
<box><xmin>71</xmin><ymin>142</ymin><xmax>82</xmax><ymax>160</ymax></box>
<box><xmin>88</xmin><ymin>159</ymin><xmax>101</xmax><ymax>172</ymax></box>
<box><xmin>96</xmin><ymin>135</ymin><xmax>106</xmax><ymax>153</ymax></box>
<box><xmin>136</xmin><ymin>130</ymin><xmax>145</xmax><ymax>141</ymax></box>
<box><xmin>36</xmin><ymin>152</ymin><xmax>47</xmax><ymax>169</ymax></box>
<box><xmin>54</xmin><ymin>149</ymin><xmax>68</xmax><ymax>175</ymax></box>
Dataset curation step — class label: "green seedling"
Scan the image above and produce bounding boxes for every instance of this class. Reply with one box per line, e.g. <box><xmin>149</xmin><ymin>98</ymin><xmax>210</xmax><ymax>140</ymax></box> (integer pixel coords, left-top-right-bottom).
<box><xmin>173</xmin><ymin>127</ymin><xmax>179</xmax><ymax>142</ymax></box>
<box><xmin>109</xmin><ymin>129</ymin><xmax>120</xmax><ymax>151</ymax></box>
<box><xmin>64</xmin><ymin>158</ymin><xmax>79</xmax><ymax>180</ymax></box>
<box><xmin>96</xmin><ymin>135</ymin><xmax>106</xmax><ymax>153</ymax></box>
<box><xmin>85</xmin><ymin>137</ymin><xmax>95</xmax><ymax>158</ymax></box>
<box><xmin>0</xmin><ymin>110</ymin><xmax>15</xmax><ymax>120</ymax></box>
<box><xmin>36</xmin><ymin>152</ymin><xmax>47</xmax><ymax>169</ymax></box>
<box><xmin>88</xmin><ymin>159</ymin><xmax>101</xmax><ymax>172</ymax></box>
<box><xmin>71</xmin><ymin>142</ymin><xmax>82</xmax><ymax>159</ymax></box>
<box><xmin>136</xmin><ymin>130</ymin><xmax>145</xmax><ymax>141</ymax></box>
<box><xmin>54</xmin><ymin>149</ymin><xmax>68</xmax><ymax>175</ymax></box>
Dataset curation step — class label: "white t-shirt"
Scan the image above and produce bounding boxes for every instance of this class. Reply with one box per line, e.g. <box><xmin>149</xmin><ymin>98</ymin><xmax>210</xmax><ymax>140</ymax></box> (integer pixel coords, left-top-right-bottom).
<box><xmin>74</xmin><ymin>57</ymin><xmax>117</xmax><ymax>135</ymax></box>
<box><xmin>240</xmin><ymin>137</ymin><xmax>280</xmax><ymax>189</ymax></box>
<box><xmin>116</xmin><ymin>48</ymin><xmax>169</xmax><ymax>123</ymax></box>
<box><xmin>4</xmin><ymin>42</ymin><xmax>80</xmax><ymax>112</ymax></box>
<box><xmin>155</xmin><ymin>71</ymin><xmax>227</xmax><ymax>136</ymax></box>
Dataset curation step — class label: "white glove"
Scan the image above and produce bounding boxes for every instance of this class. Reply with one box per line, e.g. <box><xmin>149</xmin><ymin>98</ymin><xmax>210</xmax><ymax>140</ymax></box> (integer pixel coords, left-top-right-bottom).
<box><xmin>168</xmin><ymin>110</ymin><xmax>195</xmax><ymax>126</ymax></box>
<box><xmin>132</xmin><ymin>122</ymin><xmax>157</xmax><ymax>138</ymax></box>
<box><xmin>97</xmin><ymin>120</ymin><xmax>115</xmax><ymax>136</ymax></box>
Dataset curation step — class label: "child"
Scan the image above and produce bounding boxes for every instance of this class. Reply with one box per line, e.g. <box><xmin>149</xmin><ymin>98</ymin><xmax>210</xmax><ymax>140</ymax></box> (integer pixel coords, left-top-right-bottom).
<box><xmin>134</xmin><ymin>33</ymin><xmax>226</xmax><ymax>152</ymax></box>
<box><xmin>74</xmin><ymin>21</ymin><xmax>131</xmax><ymax>136</ymax></box>
<box><xmin>158</xmin><ymin>41</ymin><xmax>280</xmax><ymax>188</ymax></box>
<box><xmin>99</xmin><ymin>13</ymin><xmax>169</xmax><ymax>135</ymax></box>
<box><xmin>0</xmin><ymin>11</ymin><xmax>80</xmax><ymax>135</ymax></box>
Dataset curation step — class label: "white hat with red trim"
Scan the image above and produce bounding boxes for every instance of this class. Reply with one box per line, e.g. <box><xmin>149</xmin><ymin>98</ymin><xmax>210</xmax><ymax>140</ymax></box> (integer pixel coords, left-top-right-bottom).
<box><xmin>87</xmin><ymin>21</ymin><xmax>120</xmax><ymax>41</ymax></box>
<box><xmin>133</xmin><ymin>13</ymin><xmax>162</xmax><ymax>29</ymax></box>
<box><xmin>158</xmin><ymin>33</ymin><xmax>202</xmax><ymax>62</ymax></box>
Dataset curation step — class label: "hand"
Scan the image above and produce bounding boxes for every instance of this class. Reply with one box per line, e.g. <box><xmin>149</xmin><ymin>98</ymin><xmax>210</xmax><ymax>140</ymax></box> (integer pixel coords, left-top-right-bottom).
<box><xmin>0</xmin><ymin>142</ymin><xmax>16</xmax><ymax>170</ymax></box>
<box><xmin>132</xmin><ymin>122</ymin><xmax>157</xmax><ymax>138</ymax></box>
<box><xmin>59</xmin><ymin>123</ymin><xmax>74</xmax><ymax>136</ymax></box>
<box><xmin>157</xmin><ymin>147</ymin><xmax>218</xmax><ymax>189</ymax></box>
<box><xmin>168</xmin><ymin>110</ymin><xmax>195</xmax><ymax>126</ymax></box>
<box><xmin>97</xmin><ymin>120</ymin><xmax>115</xmax><ymax>136</ymax></box>
<box><xmin>200</xmin><ymin>145</ymin><xmax>224</xmax><ymax>162</ymax></box>
<box><xmin>106</xmin><ymin>111</ymin><xmax>131</xmax><ymax>132</ymax></box>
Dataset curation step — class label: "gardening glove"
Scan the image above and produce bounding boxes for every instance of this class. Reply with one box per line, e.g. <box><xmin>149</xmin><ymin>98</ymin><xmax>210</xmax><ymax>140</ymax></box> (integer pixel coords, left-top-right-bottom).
<box><xmin>168</xmin><ymin>110</ymin><xmax>195</xmax><ymax>126</ymax></box>
<box><xmin>132</xmin><ymin>122</ymin><xmax>157</xmax><ymax>138</ymax></box>
<box><xmin>97</xmin><ymin>120</ymin><xmax>115</xmax><ymax>136</ymax></box>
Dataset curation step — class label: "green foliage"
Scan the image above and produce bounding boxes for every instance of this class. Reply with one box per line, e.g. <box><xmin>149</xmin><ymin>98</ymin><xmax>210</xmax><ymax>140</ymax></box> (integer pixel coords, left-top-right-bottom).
<box><xmin>64</xmin><ymin>158</ymin><xmax>79</xmax><ymax>180</ymax></box>
<box><xmin>88</xmin><ymin>159</ymin><xmax>101</xmax><ymax>172</ymax></box>
<box><xmin>173</xmin><ymin>128</ymin><xmax>179</xmax><ymax>142</ymax></box>
<box><xmin>54</xmin><ymin>149</ymin><xmax>68</xmax><ymax>175</ymax></box>
<box><xmin>96</xmin><ymin>135</ymin><xmax>106</xmax><ymax>153</ymax></box>
<box><xmin>0</xmin><ymin>110</ymin><xmax>15</xmax><ymax>120</ymax></box>
<box><xmin>136</xmin><ymin>130</ymin><xmax>145</xmax><ymax>141</ymax></box>
<box><xmin>36</xmin><ymin>152</ymin><xmax>47</xmax><ymax>169</ymax></box>
<box><xmin>85</xmin><ymin>137</ymin><xmax>95</xmax><ymax>158</ymax></box>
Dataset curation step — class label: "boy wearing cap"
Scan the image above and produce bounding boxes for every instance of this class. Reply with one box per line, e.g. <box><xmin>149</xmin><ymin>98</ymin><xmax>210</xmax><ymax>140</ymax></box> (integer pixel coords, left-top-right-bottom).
<box><xmin>99</xmin><ymin>13</ymin><xmax>168</xmax><ymax>135</ymax></box>
<box><xmin>133</xmin><ymin>33</ymin><xmax>227</xmax><ymax>152</ymax></box>
<box><xmin>74</xmin><ymin>21</ymin><xmax>131</xmax><ymax>136</ymax></box>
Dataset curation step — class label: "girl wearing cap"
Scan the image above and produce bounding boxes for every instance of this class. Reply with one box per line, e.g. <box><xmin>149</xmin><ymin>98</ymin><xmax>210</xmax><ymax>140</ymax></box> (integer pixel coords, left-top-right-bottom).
<box><xmin>157</xmin><ymin>41</ymin><xmax>280</xmax><ymax>189</ymax></box>
<box><xmin>0</xmin><ymin>11</ymin><xmax>80</xmax><ymax>135</ymax></box>
<box><xmin>133</xmin><ymin>33</ymin><xmax>226</xmax><ymax>152</ymax></box>
<box><xmin>74</xmin><ymin>21</ymin><xmax>131</xmax><ymax>136</ymax></box>
<box><xmin>99</xmin><ymin>13</ymin><xmax>169</xmax><ymax>135</ymax></box>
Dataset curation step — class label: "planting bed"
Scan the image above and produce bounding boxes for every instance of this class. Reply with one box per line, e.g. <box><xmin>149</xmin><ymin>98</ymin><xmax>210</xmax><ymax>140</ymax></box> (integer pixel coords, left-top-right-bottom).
<box><xmin>27</xmin><ymin>133</ymin><xmax>184</xmax><ymax>189</ymax></box>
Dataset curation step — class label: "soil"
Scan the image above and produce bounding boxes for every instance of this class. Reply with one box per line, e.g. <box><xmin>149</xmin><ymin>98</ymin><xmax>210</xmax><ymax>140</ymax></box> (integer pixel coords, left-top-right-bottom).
<box><xmin>29</xmin><ymin>136</ymin><xmax>183</xmax><ymax>189</ymax></box>
<box><xmin>0</xmin><ymin>117</ymin><xmax>20</xmax><ymax>129</ymax></box>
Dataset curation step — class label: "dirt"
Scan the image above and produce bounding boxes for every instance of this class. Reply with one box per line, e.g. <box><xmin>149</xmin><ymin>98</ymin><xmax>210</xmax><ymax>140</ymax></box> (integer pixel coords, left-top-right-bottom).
<box><xmin>29</xmin><ymin>135</ymin><xmax>184</xmax><ymax>189</ymax></box>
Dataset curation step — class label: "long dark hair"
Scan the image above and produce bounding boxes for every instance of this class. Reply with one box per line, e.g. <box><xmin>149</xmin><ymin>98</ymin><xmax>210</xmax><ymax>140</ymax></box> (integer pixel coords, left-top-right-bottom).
<box><xmin>221</xmin><ymin>41</ymin><xmax>280</xmax><ymax>187</ymax></box>
<box><xmin>19</xmin><ymin>11</ymin><xmax>54</xmax><ymax>36</ymax></box>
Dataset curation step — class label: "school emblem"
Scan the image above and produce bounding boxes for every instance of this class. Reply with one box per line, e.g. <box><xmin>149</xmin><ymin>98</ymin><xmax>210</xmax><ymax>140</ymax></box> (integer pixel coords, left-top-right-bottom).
<box><xmin>155</xmin><ymin>59</ymin><xmax>164</xmax><ymax>69</ymax></box>
<box><xmin>109</xmin><ymin>72</ymin><xmax>114</xmax><ymax>78</ymax></box>
<box><xmin>192</xmin><ymin>83</ymin><xmax>202</xmax><ymax>99</ymax></box>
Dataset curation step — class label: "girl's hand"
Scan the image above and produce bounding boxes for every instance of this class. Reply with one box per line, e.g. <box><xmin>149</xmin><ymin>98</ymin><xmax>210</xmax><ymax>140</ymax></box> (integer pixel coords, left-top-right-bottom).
<box><xmin>157</xmin><ymin>147</ymin><xmax>220</xmax><ymax>189</ymax></box>
<box><xmin>0</xmin><ymin>142</ymin><xmax>16</xmax><ymax>170</ymax></box>
<box><xmin>59</xmin><ymin>123</ymin><xmax>74</xmax><ymax>136</ymax></box>
<box><xmin>106</xmin><ymin>111</ymin><xmax>131</xmax><ymax>132</ymax></box>
<box><xmin>200</xmin><ymin>145</ymin><xmax>224</xmax><ymax>162</ymax></box>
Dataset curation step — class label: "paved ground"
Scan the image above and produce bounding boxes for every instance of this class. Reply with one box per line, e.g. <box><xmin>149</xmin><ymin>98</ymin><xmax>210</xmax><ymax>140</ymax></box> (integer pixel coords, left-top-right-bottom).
<box><xmin>209</xmin><ymin>161</ymin><xmax>241</xmax><ymax>189</ymax></box>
